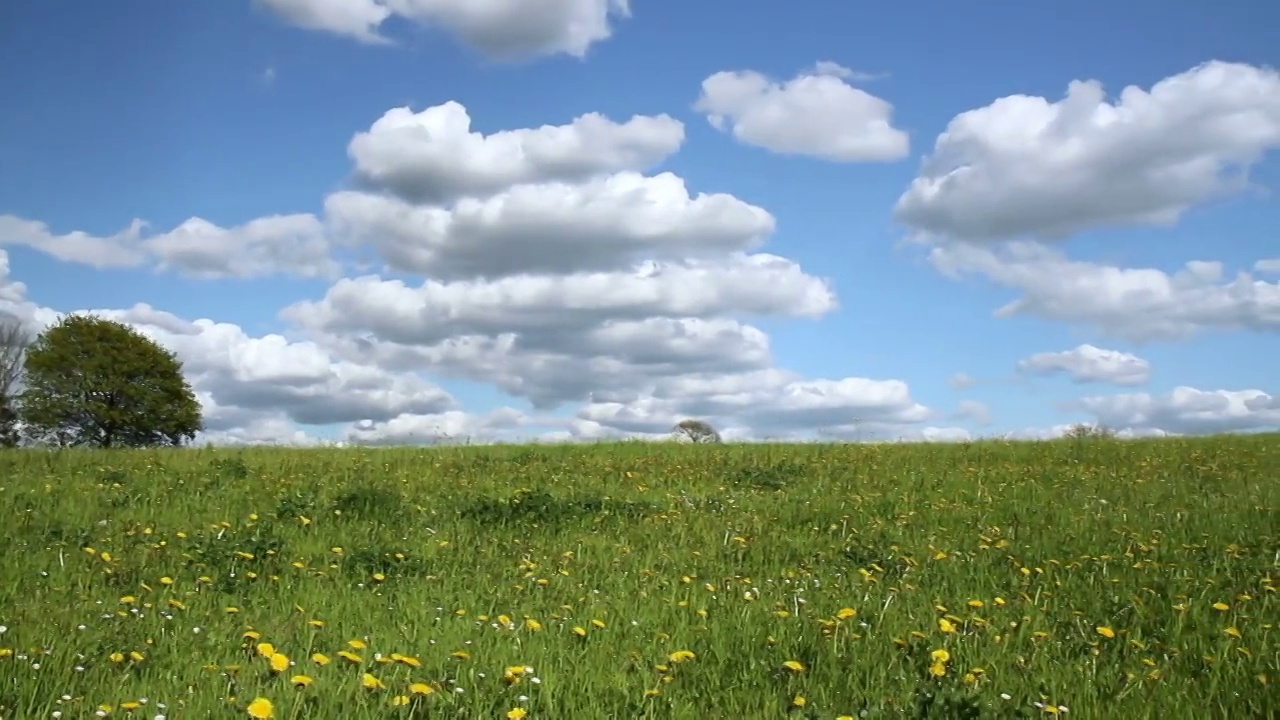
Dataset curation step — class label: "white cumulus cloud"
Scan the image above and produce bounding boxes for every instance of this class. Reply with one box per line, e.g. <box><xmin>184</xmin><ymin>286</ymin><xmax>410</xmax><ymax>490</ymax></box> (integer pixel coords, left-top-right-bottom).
<box><xmin>1080</xmin><ymin>387</ymin><xmax>1280</xmax><ymax>435</ymax></box>
<box><xmin>895</xmin><ymin>60</ymin><xmax>1280</xmax><ymax>240</ymax></box>
<box><xmin>257</xmin><ymin>0</ymin><xmax>631</xmax><ymax>58</ymax></box>
<box><xmin>325</xmin><ymin>172</ymin><xmax>774</xmax><ymax>279</ymax></box>
<box><xmin>1018</xmin><ymin>344</ymin><xmax>1151</xmax><ymax>386</ymax></box>
<box><xmin>348</xmin><ymin>102</ymin><xmax>684</xmax><ymax>203</ymax></box>
<box><xmin>928</xmin><ymin>241</ymin><xmax>1280</xmax><ymax>341</ymax></box>
<box><xmin>694</xmin><ymin>61</ymin><xmax>909</xmax><ymax>162</ymax></box>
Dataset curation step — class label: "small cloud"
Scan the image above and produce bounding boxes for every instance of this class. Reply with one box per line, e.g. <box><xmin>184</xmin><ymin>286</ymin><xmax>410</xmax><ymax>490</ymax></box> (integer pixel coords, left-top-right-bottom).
<box><xmin>810</xmin><ymin>61</ymin><xmax>888</xmax><ymax>83</ymax></box>
<box><xmin>261</xmin><ymin>66</ymin><xmax>277</xmax><ymax>88</ymax></box>
<box><xmin>949</xmin><ymin>372</ymin><xmax>976</xmax><ymax>390</ymax></box>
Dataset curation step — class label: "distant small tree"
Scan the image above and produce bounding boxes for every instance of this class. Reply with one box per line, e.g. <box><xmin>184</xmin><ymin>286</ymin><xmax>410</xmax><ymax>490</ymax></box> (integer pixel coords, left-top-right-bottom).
<box><xmin>672</xmin><ymin>418</ymin><xmax>721</xmax><ymax>444</ymax></box>
<box><xmin>0</xmin><ymin>317</ymin><xmax>30</xmax><ymax>447</ymax></box>
<box><xmin>18</xmin><ymin>314</ymin><xmax>203</xmax><ymax>448</ymax></box>
<box><xmin>1063</xmin><ymin>423</ymin><xmax>1117</xmax><ymax>440</ymax></box>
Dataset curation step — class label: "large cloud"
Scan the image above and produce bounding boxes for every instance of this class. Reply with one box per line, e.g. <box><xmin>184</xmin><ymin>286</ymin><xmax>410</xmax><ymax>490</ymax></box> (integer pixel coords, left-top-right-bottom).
<box><xmin>1080</xmin><ymin>387</ymin><xmax>1280</xmax><ymax>435</ymax></box>
<box><xmin>348</xmin><ymin>102</ymin><xmax>684</xmax><ymax>203</ymax></box>
<box><xmin>257</xmin><ymin>0</ymin><xmax>631</xmax><ymax>59</ymax></box>
<box><xmin>694</xmin><ymin>61</ymin><xmax>909</xmax><ymax>162</ymax></box>
<box><xmin>325</xmin><ymin>174</ymin><xmax>774</xmax><ymax>278</ymax></box>
<box><xmin>284</xmin><ymin>253</ymin><xmax>835</xmax><ymax>346</ymax></box>
<box><xmin>895</xmin><ymin>60</ymin><xmax>1280</xmax><ymax>240</ymax></box>
<box><xmin>1018</xmin><ymin>344</ymin><xmax>1151</xmax><ymax>386</ymax></box>
<box><xmin>928</xmin><ymin>241</ymin><xmax>1280</xmax><ymax>341</ymax></box>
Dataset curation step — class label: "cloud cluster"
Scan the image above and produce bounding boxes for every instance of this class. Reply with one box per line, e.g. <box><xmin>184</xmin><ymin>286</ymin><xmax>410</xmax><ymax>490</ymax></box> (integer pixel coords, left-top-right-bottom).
<box><xmin>257</xmin><ymin>0</ymin><xmax>631</xmax><ymax>58</ymax></box>
<box><xmin>0</xmin><ymin>95</ymin><xmax>944</xmax><ymax>444</ymax></box>
<box><xmin>294</xmin><ymin>100</ymin><xmax>935</xmax><ymax>438</ymax></box>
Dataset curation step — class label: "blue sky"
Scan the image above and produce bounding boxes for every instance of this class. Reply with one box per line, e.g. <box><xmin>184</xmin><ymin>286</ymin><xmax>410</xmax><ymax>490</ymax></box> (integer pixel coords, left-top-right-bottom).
<box><xmin>0</xmin><ymin>0</ymin><xmax>1277</xmax><ymax>444</ymax></box>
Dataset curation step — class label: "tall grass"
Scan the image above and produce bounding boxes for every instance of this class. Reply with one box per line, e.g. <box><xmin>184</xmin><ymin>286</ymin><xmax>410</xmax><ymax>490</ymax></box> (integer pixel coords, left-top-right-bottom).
<box><xmin>0</xmin><ymin>435</ymin><xmax>1275</xmax><ymax>719</ymax></box>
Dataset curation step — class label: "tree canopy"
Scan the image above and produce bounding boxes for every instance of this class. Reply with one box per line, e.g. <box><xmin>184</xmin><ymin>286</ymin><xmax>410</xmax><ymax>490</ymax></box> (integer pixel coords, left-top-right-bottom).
<box><xmin>0</xmin><ymin>317</ymin><xmax>28</xmax><ymax>447</ymax></box>
<box><xmin>18</xmin><ymin>314</ymin><xmax>203</xmax><ymax>448</ymax></box>
<box><xmin>672</xmin><ymin>418</ymin><xmax>722</xmax><ymax>443</ymax></box>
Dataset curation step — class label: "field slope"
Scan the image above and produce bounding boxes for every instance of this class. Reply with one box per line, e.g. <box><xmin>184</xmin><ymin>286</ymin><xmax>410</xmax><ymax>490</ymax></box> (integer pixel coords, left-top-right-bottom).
<box><xmin>0</xmin><ymin>436</ymin><xmax>1276</xmax><ymax>719</ymax></box>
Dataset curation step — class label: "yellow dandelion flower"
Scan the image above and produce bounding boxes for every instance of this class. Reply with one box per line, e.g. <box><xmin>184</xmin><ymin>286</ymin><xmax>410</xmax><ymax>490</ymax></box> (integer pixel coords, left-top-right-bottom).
<box><xmin>930</xmin><ymin>648</ymin><xmax>950</xmax><ymax>663</ymax></box>
<box><xmin>269</xmin><ymin>653</ymin><xmax>290</xmax><ymax>673</ymax></box>
<box><xmin>836</xmin><ymin>607</ymin><xmax>857</xmax><ymax>620</ymax></box>
<box><xmin>311</xmin><ymin>653</ymin><xmax>330</xmax><ymax>666</ymax></box>
<box><xmin>571</xmin><ymin>626</ymin><xmax>587</xmax><ymax>637</ymax></box>
<box><xmin>507</xmin><ymin>709</ymin><xmax>528</xmax><ymax>719</ymax></box>
<box><xmin>409</xmin><ymin>682</ymin><xmax>434</xmax><ymax>696</ymax></box>
<box><xmin>668</xmin><ymin>650</ymin><xmax>696</xmax><ymax>663</ymax></box>
<box><xmin>1096</xmin><ymin>626</ymin><xmax>1116</xmax><ymax>639</ymax></box>
<box><xmin>361</xmin><ymin>673</ymin><xmax>385</xmax><ymax>690</ymax></box>
<box><xmin>338</xmin><ymin>650</ymin><xmax>362</xmax><ymax>663</ymax></box>
<box><xmin>291</xmin><ymin>675</ymin><xmax>312</xmax><ymax>688</ymax></box>
<box><xmin>938</xmin><ymin>618</ymin><xmax>957</xmax><ymax>634</ymax></box>
<box><xmin>246</xmin><ymin>697</ymin><xmax>274</xmax><ymax>719</ymax></box>
<box><xmin>256</xmin><ymin>642</ymin><xmax>275</xmax><ymax>658</ymax></box>
<box><xmin>791</xmin><ymin>695</ymin><xmax>806</xmax><ymax>708</ymax></box>
<box><xmin>1213</xmin><ymin>602</ymin><xmax>1230</xmax><ymax>611</ymax></box>
<box><xmin>348</xmin><ymin>639</ymin><xmax>367</xmax><ymax>650</ymax></box>
<box><xmin>391</xmin><ymin>695</ymin><xmax>410</xmax><ymax>706</ymax></box>
<box><xmin>929</xmin><ymin>661</ymin><xmax>947</xmax><ymax>677</ymax></box>
<box><xmin>782</xmin><ymin>660</ymin><xmax>806</xmax><ymax>672</ymax></box>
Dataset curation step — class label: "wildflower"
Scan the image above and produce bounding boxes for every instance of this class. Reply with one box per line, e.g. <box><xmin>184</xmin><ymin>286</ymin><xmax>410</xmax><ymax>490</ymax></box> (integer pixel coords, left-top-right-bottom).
<box><xmin>291</xmin><ymin>675</ymin><xmax>312</xmax><ymax>689</ymax></box>
<box><xmin>1096</xmin><ymin>626</ymin><xmax>1116</xmax><ymax>639</ymax></box>
<box><xmin>245</xmin><ymin>698</ymin><xmax>274</xmax><ymax>719</ymax></box>
<box><xmin>938</xmin><ymin>618</ymin><xmax>957</xmax><ymax>634</ymax></box>
<box><xmin>361</xmin><ymin>673</ymin><xmax>385</xmax><ymax>690</ymax></box>
<box><xmin>507</xmin><ymin>709</ymin><xmax>527</xmax><ymax>719</ymax></box>
<box><xmin>409</xmin><ymin>682</ymin><xmax>433</xmax><ymax>696</ymax></box>
<box><xmin>269</xmin><ymin>653</ymin><xmax>290</xmax><ymax>673</ymax></box>
<box><xmin>667</xmin><ymin>650</ymin><xmax>696</xmax><ymax>663</ymax></box>
<box><xmin>311</xmin><ymin>653</ymin><xmax>330</xmax><ymax>666</ymax></box>
<box><xmin>782</xmin><ymin>660</ymin><xmax>806</xmax><ymax>672</ymax></box>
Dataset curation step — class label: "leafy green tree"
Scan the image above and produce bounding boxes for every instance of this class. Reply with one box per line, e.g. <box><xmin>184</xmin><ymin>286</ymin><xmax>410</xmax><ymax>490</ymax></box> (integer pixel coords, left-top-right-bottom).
<box><xmin>19</xmin><ymin>314</ymin><xmax>203</xmax><ymax>448</ymax></box>
<box><xmin>672</xmin><ymin>418</ymin><xmax>722</xmax><ymax>443</ymax></box>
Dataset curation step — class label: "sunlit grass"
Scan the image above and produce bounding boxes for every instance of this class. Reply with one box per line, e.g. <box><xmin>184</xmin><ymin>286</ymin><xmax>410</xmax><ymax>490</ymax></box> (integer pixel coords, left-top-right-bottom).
<box><xmin>0</xmin><ymin>435</ymin><xmax>1275</xmax><ymax>718</ymax></box>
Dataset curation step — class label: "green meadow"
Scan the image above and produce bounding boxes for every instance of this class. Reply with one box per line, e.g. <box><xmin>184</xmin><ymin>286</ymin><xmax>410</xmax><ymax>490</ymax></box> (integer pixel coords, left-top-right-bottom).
<box><xmin>0</xmin><ymin>435</ymin><xmax>1275</xmax><ymax>719</ymax></box>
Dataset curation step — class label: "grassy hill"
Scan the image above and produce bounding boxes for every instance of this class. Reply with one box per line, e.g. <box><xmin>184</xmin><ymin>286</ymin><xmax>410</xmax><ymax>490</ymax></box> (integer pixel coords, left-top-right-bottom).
<box><xmin>0</xmin><ymin>435</ymin><xmax>1276</xmax><ymax>718</ymax></box>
